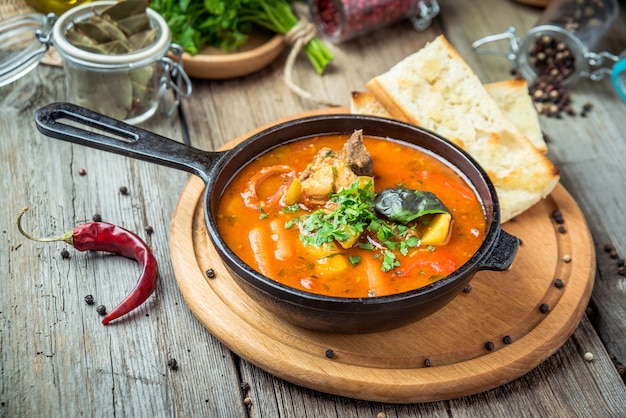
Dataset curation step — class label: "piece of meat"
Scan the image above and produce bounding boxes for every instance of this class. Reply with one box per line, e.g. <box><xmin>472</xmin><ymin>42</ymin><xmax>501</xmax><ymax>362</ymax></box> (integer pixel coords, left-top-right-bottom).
<box><xmin>299</xmin><ymin>154</ymin><xmax>357</xmax><ymax>200</ymax></box>
<box><xmin>339</xmin><ymin>129</ymin><xmax>374</xmax><ymax>177</ymax></box>
<box><xmin>298</xmin><ymin>130</ymin><xmax>374</xmax><ymax>203</ymax></box>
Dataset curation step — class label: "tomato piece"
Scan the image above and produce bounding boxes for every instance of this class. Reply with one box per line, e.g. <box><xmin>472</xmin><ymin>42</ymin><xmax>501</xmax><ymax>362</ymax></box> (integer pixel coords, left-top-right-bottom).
<box><xmin>395</xmin><ymin>248</ymin><xmax>457</xmax><ymax>279</ymax></box>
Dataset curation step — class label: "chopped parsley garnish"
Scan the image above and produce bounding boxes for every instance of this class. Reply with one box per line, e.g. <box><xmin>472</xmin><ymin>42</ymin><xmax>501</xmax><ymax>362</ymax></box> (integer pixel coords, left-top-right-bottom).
<box><xmin>286</xmin><ymin>180</ymin><xmax>422</xmax><ymax>272</ymax></box>
<box><xmin>282</xmin><ymin>203</ymin><xmax>300</xmax><ymax>213</ymax></box>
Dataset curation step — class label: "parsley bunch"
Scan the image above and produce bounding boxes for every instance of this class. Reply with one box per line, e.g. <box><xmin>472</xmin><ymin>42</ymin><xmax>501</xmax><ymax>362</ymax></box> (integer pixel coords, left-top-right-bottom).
<box><xmin>150</xmin><ymin>0</ymin><xmax>334</xmax><ymax>74</ymax></box>
<box><xmin>287</xmin><ymin>180</ymin><xmax>420</xmax><ymax>272</ymax></box>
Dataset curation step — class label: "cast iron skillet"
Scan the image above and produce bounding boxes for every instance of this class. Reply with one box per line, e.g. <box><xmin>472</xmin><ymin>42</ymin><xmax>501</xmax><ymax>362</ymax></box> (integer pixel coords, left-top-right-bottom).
<box><xmin>34</xmin><ymin>102</ymin><xmax>520</xmax><ymax>334</ymax></box>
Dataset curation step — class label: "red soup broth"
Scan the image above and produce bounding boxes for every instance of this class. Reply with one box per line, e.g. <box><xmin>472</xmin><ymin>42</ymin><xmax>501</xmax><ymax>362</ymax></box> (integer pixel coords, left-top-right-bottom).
<box><xmin>217</xmin><ymin>134</ymin><xmax>486</xmax><ymax>298</ymax></box>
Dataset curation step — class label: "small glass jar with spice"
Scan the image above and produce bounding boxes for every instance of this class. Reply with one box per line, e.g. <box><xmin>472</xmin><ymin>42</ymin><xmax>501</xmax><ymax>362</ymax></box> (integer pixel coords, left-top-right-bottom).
<box><xmin>0</xmin><ymin>0</ymin><xmax>191</xmax><ymax>124</ymax></box>
<box><xmin>308</xmin><ymin>0</ymin><xmax>440</xmax><ymax>43</ymax></box>
<box><xmin>472</xmin><ymin>0</ymin><xmax>621</xmax><ymax>88</ymax></box>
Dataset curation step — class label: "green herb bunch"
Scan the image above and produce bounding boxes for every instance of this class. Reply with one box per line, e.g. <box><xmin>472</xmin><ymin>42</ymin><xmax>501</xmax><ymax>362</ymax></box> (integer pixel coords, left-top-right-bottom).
<box><xmin>149</xmin><ymin>0</ymin><xmax>334</xmax><ymax>74</ymax></box>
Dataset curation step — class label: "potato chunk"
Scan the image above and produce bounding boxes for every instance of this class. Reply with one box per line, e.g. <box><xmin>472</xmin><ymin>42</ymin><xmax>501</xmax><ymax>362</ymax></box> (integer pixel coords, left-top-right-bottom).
<box><xmin>421</xmin><ymin>213</ymin><xmax>452</xmax><ymax>245</ymax></box>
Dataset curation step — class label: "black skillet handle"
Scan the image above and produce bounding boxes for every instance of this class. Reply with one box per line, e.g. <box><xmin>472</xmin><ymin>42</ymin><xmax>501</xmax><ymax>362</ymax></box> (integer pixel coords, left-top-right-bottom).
<box><xmin>34</xmin><ymin>102</ymin><xmax>218</xmax><ymax>183</ymax></box>
<box><xmin>478</xmin><ymin>229</ymin><xmax>521</xmax><ymax>271</ymax></box>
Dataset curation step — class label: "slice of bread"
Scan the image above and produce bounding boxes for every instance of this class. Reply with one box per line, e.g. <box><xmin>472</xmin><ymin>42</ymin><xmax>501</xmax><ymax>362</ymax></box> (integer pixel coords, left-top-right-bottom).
<box><xmin>484</xmin><ymin>79</ymin><xmax>546</xmax><ymax>153</ymax></box>
<box><xmin>351</xmin><ymin>81</ymin><xmax>547</xmax><ymax>154</ymax></box>
<box><xmin>350</xmin><ymin>91</ymin><xmax>392</xmax><ymax>118</ymax></box>
<box><xmin>364</xmin><ymin>35</ymin><xmax>559</xmax><ymax>222</ymax></box>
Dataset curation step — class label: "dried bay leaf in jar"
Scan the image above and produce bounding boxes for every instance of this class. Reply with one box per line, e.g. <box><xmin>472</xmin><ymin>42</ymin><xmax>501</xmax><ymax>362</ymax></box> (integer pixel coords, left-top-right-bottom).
<box><xmin>0</xmin><ymin>0</ymin><xmax>191</xmax><ymax>124</ymax></box>
<box><xmin>53</xmin><ymin>0</ymin><xmax>191</xmax><ymax>124</ymax></box>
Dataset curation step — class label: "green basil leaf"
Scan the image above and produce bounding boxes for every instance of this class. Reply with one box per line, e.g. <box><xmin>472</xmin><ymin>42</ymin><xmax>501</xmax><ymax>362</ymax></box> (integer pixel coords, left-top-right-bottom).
<box><xmin>373</xmin><ymin>188</ymin><xmax>449</xmax><ymax>225</ymax></box>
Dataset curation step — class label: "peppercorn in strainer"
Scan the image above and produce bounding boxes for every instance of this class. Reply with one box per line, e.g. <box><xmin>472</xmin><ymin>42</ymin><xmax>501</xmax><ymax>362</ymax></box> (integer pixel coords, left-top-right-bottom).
<box><xmin>472</xmin><ymin>0</ymin><xmax>625</xmax><ymax>101</ymax></box>
<box><xmin>0</xmin><ymin>1</ymin><xmax>192</xmax><ymax>124</ymax></box>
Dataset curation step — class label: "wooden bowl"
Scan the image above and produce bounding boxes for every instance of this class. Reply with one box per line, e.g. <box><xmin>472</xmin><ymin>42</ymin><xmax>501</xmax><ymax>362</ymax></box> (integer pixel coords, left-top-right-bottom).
<box><xmin>180</xmin><ymin>28</ymin><xmax>285</xmax><ymax>79</ymax></box>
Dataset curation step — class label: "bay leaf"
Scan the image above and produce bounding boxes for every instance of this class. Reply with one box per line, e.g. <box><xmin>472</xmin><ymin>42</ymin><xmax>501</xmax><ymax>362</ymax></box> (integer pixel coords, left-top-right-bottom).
<box><xmin>99</xmin><ymin>39</ymin><xmax>133</xmax><ymax>54</ymax></box>
<box><xmin>130</xmin><ymin>65</ymin><xmax>154</xmax><ymax>102</ymax></box>
<box><xmin>101</xmin><ymin>0</ymin><xmax>149</xmax><ymax>22</ymax></box>
<box><xmin>65</xmin><ymin>30</ymin><xmax>99</xmax><ymax>49</ymax></box>
<box><xmin>90</xmin><ymin>15</ymin><xmax>128</xmax><ymax>42</ymax></box>
<box><xmin>72</xmin><ymin>20</ymin><xmax>115</xmax><ymax>43</ymax></box>
<box><xmin>128</xmin><ymin>27</ymin><xmax>158</xmax><ymax>51</ymax></box>
<box><xmin>116</xmin><ymin>14</ymin><xmax>150</xmax><ymax>35</ymax></box>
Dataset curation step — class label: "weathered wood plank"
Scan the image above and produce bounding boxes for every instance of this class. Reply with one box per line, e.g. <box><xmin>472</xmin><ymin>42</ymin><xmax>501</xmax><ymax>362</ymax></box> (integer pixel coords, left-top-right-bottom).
<box><xmin>1</xmin><ymin>65</ymin><xmax>247</xmax><ymax>417</ymax></box>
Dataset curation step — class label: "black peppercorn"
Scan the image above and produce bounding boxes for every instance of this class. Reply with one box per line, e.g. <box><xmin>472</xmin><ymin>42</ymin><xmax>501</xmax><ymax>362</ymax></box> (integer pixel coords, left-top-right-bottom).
<box><xmin>119</xmin><ymin>186</ymin><xmax>129</xmax><ymax>195</ymax></box>
<box><xmin>61</xmin><ymin>248</ymin><xmax>71</xmax><ymax>259</ymax></box>
<box><xmin>167</xmin><ymin>358</ymin><xmax>178</xmax><ymax>370</ymax></box>
<box><xmin>502</xmin><ymin>335</ymin><xmax>512</xmax><ymax>345</ymax></box>
<box><xmin>144</xmin><ymin>225</ymin><xmax>154</xmax><ymax>235</ymax></box>
<box><xmin>92</xmin><ymin>213</ymin><xmax>102</xmax><ymax>222</ymax></box>
<box><xmin>551</xmin><ymin>209</ymin><xmax>564</xmax><ymax>223</ymax></box>
<box><xmin>554</xmin><ymin>278</ymin><xmax>564</xmax><ymax>289</ymax></box>
<box><xmin>557</xmin><ymin>225</ymin><xmax>567</xmax><ymax>234</ymax></box>
<box><xmin>424</xmin><ymin>358</ymin><xmax>432</xmax><ymax>367</ymax></box>
<box><xmin>463</xmin><ymin>284</ymin><xmax>472</xmax><ymax>293</ymax></box>
<box><xmin>485</xmin><ymin>341</ymin><xmax>495</xmax><ymax>351</ymax></box>
<box><xmin>96</xmin><ymin>305</ymin><xmax>107</xmax><ymax>315</ymax></box>
<box><xmin>604</xmin><ymin>243</ymin><xmax>614</xmax><ymax>253</ymax></box>
<box><xmin>539</xmin><ymin>303</ymin><xmax>550</xmax><ymax>314</ymax></box>
<box><xmin>325</xmin><ymin>349</ymin><xmax>335</xmax><ymax>359</ymax></box>
<box><xmin>205</xmin><ymin>269</ymin><xmax>216</xmax><ymax>279</ymax></box>
<box><xmin>84</xmin><ymin>294</ymin><xmax>95</xmax><ymax>305</ymax></box>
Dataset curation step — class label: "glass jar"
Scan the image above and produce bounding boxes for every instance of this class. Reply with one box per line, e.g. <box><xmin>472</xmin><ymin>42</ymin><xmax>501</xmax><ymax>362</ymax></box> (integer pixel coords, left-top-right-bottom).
<box><xmin>612</xmin><ymin>54</ymin><xmax>626</xmax><ymax>101</ymax></box>
<box><xmin>535</xmin><ymin>0</ymin><xmax>619</xmax><ymax>50</ymax></box>
<box><xmin>0</xmin><ymin>1</ymin><xmax>191</xmax><ymax>124</ymax></box>
<box><xmin>473</xmin><ymin>0</ymin><xmax>621</xmax><ymax>87</ymax></box>
<box><xmin>308</xmin><ymin>0</ymin><xmax>440</xmax><ymax>43</ymax></box>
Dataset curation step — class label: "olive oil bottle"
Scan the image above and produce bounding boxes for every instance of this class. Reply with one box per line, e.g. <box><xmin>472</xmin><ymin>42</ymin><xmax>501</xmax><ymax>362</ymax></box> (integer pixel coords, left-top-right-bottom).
<box><xmin>25</xmin><ymin>0</ymin><xmax>92</xmax><ymax>15</ymax></box>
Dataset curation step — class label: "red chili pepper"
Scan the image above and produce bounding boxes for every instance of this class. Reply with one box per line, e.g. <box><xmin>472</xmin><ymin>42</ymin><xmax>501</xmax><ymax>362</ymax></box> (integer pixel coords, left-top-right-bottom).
<box><xmin>17</xmin><ymin>207</ymin><xmax>158</xmax><ymax>325</ymax></box>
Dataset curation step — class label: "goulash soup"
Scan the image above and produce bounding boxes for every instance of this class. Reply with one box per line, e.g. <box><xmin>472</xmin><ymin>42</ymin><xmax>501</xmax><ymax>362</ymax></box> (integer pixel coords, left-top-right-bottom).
<box><xmin>217</xmin><ymin>131</ymin><xmax>486</xmax><ymax>298</ymax></box>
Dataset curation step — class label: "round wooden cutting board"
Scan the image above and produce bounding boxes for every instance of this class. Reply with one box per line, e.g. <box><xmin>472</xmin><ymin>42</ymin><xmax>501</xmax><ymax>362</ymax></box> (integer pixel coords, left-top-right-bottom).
<box><xmin>169</xmin><ymin>112</ymin><xmax>595</xmax><ymax>403</ymax></box>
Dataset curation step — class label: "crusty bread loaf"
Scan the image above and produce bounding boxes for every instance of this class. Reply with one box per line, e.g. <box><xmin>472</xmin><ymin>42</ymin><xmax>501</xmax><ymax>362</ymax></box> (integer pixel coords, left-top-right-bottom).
<box><xmin>351</xmin><ymin>80</ymin><xmax>547</xmax><ymax>153</ymax></box>
<box><xmin>364</xmin><ymin>35</ymin><xmax>559</xmax><ymax>222</ymax></box>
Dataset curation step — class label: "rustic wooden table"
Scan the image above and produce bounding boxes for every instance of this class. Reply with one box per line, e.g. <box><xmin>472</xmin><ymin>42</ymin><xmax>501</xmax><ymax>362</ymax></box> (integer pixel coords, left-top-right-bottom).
<box><xmin>2</xmin><ymin>0</ymin><xmax>626</xmax><ymax>416</ymax></box>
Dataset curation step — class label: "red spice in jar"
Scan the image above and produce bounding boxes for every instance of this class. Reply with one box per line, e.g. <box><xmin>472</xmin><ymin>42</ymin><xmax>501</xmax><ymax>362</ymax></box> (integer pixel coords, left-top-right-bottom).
<box><xmin>310</xmin><ymin>0</ymin><xmax>427</xmax><ymax>42</ymax></box>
